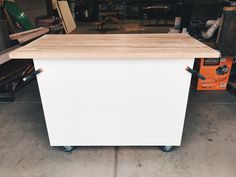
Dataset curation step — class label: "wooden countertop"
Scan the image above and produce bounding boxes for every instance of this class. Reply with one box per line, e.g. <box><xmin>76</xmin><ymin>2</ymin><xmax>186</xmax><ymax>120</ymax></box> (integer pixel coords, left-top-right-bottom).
<box><xmin>9</xmin><ymin>34</ymin><xmax>219</xmax><ymax>59</ymax></box>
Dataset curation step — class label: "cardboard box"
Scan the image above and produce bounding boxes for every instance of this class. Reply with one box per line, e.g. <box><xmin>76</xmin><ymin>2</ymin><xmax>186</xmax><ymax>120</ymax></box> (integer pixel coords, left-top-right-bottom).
<box><xmin>195</xmin><ymin>57</ymin><xmax>233</xmax><ymax>90</ymax></box>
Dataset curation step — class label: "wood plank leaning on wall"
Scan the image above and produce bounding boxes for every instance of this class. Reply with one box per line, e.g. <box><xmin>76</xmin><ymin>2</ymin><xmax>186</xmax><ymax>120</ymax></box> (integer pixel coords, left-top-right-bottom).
<box><xmin>56</xmin><ymin>0</ymin><xmax>76</xmax><ymax>34</ymax></box>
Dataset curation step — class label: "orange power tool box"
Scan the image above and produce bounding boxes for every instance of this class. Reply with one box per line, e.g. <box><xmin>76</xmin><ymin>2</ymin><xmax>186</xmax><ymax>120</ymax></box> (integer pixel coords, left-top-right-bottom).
<box><xmin>193</xmin><ymin>57</ymin><xmax>233</xmax><ymax>90</ymax></box>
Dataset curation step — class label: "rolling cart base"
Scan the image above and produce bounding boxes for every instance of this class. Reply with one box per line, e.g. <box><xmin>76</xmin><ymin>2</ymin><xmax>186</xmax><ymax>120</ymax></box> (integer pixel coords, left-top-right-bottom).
<box><xmin>63</xmin><ymin>146</ymin><xmax>75</xmax><ymax>153</ymax></box>
<box><xmin>60</xmin><ymin>146</ymin><xmax>176</xmax><ymax>153</ymax></box>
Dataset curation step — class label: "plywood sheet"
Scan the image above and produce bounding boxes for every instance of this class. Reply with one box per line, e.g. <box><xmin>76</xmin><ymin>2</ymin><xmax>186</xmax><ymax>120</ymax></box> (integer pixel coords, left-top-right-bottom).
<box><xmin>56</xmin><ymin>0</ymin><xmax>76</xmax><ymax>34</ymax></box>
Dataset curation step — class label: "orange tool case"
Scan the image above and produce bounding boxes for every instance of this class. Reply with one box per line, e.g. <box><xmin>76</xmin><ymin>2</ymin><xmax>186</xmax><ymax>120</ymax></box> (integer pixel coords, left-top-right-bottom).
<box><xmin>193</xmin><ymin>57</ymin><xmax>233</xmax><ymax>90</ymax></box>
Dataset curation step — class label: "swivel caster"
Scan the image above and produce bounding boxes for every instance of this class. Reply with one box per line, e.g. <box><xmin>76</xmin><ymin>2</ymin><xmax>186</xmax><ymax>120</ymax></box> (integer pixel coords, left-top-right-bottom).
<box><xmin>160</xmin><ymin>146</ymin><xmax>176</xmax><ymax>152</ymax></box>
<box><xmin>63</xmin><ymin>146</ymin><xmax>74</xmax><ymax>153</ymax></box>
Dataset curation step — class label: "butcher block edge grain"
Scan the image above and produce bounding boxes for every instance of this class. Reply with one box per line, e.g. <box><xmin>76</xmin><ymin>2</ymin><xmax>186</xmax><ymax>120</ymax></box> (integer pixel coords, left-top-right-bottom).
<box><xmin>9</xmin><ymin>34</ymin><xmax>220</xmax><ymax>59</ymax></box>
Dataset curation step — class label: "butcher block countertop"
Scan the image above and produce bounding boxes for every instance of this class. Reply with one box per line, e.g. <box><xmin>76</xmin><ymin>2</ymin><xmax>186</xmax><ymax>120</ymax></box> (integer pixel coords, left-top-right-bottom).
<box><xmin>9</xmin><ymin>34</ymin><xmax>219</xmax><ymax>59</ymax></box>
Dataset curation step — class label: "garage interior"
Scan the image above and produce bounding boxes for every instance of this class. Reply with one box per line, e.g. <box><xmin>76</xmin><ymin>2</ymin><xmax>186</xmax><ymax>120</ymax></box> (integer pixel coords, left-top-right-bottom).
<box><xmin>0</xmin><ymin>0</ymin><xmax>236</xmax><ymax>177</ymax></box>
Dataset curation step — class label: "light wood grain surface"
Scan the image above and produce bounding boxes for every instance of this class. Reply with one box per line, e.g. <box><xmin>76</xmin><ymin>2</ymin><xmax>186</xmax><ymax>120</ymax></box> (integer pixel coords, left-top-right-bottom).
<box><xmin>9</xmin><ymin>34</ymin><xmax>219</xmax><ymax>59</ymax></box>
<box><xmin>56</xmin><ymin>1</ymin><xmax>76</xmax><ymax>34</ymax></box>
<box><xmin>9</xmin><ymin>27</ymin><xmax>49</xmax><ymax>43</ymax></box>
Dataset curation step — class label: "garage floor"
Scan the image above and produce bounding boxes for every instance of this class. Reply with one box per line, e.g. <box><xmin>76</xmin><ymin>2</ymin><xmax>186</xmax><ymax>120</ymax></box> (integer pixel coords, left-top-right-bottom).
<box><xmin>0</xmin><ymin>79</ymin><xmax>236</xmax><ymax>177</ymax></box>
<box><xmin>0</xmin><ymin>20</ymin><xmax>234</xmax><ymax>177</ymax></box>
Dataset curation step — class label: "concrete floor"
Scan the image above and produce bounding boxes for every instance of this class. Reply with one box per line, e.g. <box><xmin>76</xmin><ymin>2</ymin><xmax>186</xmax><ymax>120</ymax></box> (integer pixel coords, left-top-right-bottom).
<box><xmin>0</xmin><ymin>80</ymin><xmax>236</xmax><ymax>177</ymax></box>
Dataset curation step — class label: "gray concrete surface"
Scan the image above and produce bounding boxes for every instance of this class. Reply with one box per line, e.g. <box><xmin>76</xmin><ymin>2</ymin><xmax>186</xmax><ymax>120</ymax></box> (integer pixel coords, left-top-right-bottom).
<box><xmin>0</xmin><ymin>80</ymin><xmax>236</xmax><ymax>177</ymax></box>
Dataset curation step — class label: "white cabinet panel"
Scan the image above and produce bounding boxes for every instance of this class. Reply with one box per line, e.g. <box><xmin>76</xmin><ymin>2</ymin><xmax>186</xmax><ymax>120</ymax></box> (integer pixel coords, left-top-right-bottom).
<box><xmin>34</xmin><ymin>58</ymin><xmax>194</xmax><ymax>146</ymax></box>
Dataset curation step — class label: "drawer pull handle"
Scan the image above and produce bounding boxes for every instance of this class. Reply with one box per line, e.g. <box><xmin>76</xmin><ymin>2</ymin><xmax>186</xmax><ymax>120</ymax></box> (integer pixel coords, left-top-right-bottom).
<box><xmin>186</xmin><ymin>66</ymin><xmax>206</xmax><ymax>80</ymax></box>
<box><xmin>23</xmin><ymin>68</ymin><xmax>43</xmax><ymax>82</ymax></box>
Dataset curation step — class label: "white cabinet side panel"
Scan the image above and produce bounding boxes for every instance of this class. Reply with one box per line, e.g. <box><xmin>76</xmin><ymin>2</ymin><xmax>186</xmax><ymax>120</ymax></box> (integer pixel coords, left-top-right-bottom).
<box><xmin>33</xmin><ymin>59</ymin><xmax>194</xmax><ymax>146</ymax></box>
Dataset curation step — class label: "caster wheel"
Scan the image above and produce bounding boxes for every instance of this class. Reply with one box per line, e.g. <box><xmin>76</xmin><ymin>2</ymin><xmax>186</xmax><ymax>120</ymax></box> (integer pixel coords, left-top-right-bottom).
<box><xmin>160</xmin><ymin>146</ymin><xmax>176</xmax><ymax>152</ymax></box>
<box><xmin>63</xmin><ymin>146</ymin><xmax>74</xmax><ymax>153</ymax></box>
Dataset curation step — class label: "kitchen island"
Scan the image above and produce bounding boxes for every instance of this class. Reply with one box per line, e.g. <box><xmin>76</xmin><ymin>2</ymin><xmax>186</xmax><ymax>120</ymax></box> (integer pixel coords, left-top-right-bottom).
<box><xmin>9</xmin><ymin>34</ymin><xmax>219</xmax><ymax>152</ymax></box>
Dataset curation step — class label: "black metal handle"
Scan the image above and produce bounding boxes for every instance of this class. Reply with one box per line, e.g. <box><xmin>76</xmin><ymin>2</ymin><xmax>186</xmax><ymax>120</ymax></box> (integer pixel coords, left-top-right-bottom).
<box><xmin>186</xmin><ymin>66</ymin><xmax>206</xmax><ymax>80</ymax></box>
<box><xmin>23</xmin><ymin>68</ymin><xmax>43</xmax><ymax>82</ymax></box>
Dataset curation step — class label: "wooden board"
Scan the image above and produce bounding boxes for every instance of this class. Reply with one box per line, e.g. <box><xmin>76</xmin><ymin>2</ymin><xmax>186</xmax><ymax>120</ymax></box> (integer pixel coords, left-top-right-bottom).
<box><xmin>52</xmin><ymin>0</ymin><xmax>57</xmax><ymax>10</ymax></box>
<box><xmin>9</xmin><ymin>34</ymin><xmax>220</xmax><ymax>59</ymax></box>
<box><xmin>223</xmin><ymin>7</ymin><xmax>236</xmax><ymax>11</ymax></box>
<box><xmin>0</xmin><ymin>45</ymin><xmax>20</xmax><ymax>65</ymax></box>
<box><xmin>56</xmin><ymin>0</ymin><xmax>76</xmax><ymax>34</ymax></box>
<box><xmin>9</xmin><ymin>27</ymin><xmax>49</xmax><ymax>43</ymax></box>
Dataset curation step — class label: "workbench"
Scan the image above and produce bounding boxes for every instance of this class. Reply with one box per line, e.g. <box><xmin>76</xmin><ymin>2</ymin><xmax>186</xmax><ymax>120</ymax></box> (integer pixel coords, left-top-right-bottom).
<box><xmin>9</xmin><ymin>34</ymin><xmax>219</xmax><ymax>152</ymax></box>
